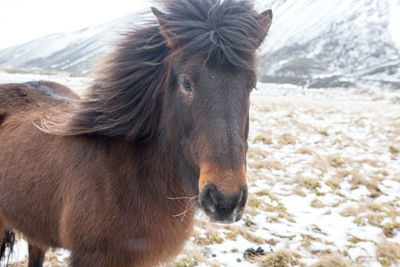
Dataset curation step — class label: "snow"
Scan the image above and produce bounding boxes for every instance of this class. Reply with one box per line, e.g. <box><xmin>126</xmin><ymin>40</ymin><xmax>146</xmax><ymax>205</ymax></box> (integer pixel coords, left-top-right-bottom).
<box><xmin>0</xmin><ymin>239</ymin><xmax>28</xmax><ymax>266</ymax></box>
<box><xmin>259</xmin><ymin>0</ymin><xmax>364</xmax><ymax>53</ymax></box>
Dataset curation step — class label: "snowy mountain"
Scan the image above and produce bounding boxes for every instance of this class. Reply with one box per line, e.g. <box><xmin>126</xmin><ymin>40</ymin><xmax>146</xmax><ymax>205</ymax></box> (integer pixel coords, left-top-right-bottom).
<box><xmin>0</xmin><ymin>16</ymin><xmax>131</xmax><ymax>74</ymax></box>
<box><xmin>0</xmin><ymin>0</ymin><xmax>399</xmax><ymax>88</ymax></box>
<box><xmin>258</xmin><ymin>0</ymin><xmax>400</xmax><ymax>88</ymax></box>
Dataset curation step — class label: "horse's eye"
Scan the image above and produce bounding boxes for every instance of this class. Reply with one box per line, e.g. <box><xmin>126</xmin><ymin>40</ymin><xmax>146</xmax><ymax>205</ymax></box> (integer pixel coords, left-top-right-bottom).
<box><xmin>181</xmin><ymin>79</ymin><xmax>193</xmax><ymax>93</ymax></box>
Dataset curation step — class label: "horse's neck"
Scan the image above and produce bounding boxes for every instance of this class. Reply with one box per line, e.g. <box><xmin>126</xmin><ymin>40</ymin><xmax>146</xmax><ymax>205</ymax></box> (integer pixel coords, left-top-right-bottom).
<box><xmin>94</xmin><ymin>137</ymin><xmax>196</xmax><ymax>256</ymax></box>
<box><xmin>129</xmin><ymin>138</ymin><xmax>197</xmax><ymax>225</ymax></box>
<box><xmin>116</xmin><ymin>137</ymin><xmax>195</xmax><ymax>210</ymax></box>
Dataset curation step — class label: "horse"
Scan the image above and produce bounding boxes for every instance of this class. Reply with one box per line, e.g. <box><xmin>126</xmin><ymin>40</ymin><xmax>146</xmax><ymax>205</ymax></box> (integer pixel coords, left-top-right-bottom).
<box><xmin>0</xmin><ymin>0</ymin><xmax>272</xmax><ymax>266</ymax></box>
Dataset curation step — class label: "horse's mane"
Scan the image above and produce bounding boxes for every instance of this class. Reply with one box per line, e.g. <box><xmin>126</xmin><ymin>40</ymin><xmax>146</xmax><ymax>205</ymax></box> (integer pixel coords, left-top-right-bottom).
<box><xmin>41</xmin><ymin>0</ymin><xmax>268</xmax><ymax>142</ymax></box>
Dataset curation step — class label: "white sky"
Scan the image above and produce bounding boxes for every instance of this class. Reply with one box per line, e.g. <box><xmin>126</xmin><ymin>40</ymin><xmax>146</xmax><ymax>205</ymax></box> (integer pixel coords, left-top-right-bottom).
<box><xmin>0</xmin><ymin>0</ymin><xmax>151</xmax><ymax>49</ymax></box>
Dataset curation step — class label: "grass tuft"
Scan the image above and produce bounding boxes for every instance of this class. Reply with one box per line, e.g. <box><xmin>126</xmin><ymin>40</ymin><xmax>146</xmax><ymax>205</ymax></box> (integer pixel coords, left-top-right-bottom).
<box><xmin>376</xmin><ymin>240</ymin><xmax>400</xmax><ymax>267</ymax></box>
<box><xmin>173</xmin><ymin>256</ymin><xmax>202</xmax><ymax>267</ymax></box>
<box><xmin>310</xmin><ymin>199</ymin><xmax>325</xmax><ymax>209</ymax></box>
<box><xmin>311</xmin><ymin>253</ymin><xmax>353</xmax><ymax>267</ymax></box>
<box><xmin>296</xmin><ymin>177</ymin><xmax>321</xmax><ymax>192</ymax></box>
<box><xmin>389</xmin><ymin>146</ymin><xmax>399</xmax><ymax>155</ymax></box>
<box><xmin>246</xmin><ymin>250</ymin><xmax>299</xmax><ymax>267</ymax></box>
<box><xmin>277</xmin><ymin>133</ymin><xmax>296</xmax><ymax>146</ymax></box>
<box><xmin>382</xmin><ymin>222</ymin><xmax>400</xmax><ymax>238</ymax></box>
<box><xmin>254</xmin><ymin>135</ymin><xmax>273</xmax><ymax>145</ymax></box>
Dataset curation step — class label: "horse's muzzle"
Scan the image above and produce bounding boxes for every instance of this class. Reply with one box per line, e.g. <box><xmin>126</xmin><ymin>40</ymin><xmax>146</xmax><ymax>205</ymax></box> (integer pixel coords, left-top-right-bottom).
<box><xmin>199</xmin><ymin>184</ymin><xmax>248</xmax><ymax>223</ymax></box>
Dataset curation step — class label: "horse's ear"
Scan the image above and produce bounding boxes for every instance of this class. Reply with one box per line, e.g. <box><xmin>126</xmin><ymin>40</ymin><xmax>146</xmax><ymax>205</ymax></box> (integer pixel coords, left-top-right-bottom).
<box><xmin>151</xmin><ymin>7</ymin><xmax>175</xmax><ymax>48</ymax></box>
<box><xmin>257</xmin><ymin>9</ymin><xmax>273</xmax><ymax>46</ymax></box>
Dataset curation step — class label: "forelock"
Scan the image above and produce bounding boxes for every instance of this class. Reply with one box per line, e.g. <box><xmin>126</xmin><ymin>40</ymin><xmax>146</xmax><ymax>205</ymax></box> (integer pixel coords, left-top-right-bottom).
<box><xmin>159</xmin><ymin>0</ymin><xmax>265</xmax><ymax>70</ymax></box>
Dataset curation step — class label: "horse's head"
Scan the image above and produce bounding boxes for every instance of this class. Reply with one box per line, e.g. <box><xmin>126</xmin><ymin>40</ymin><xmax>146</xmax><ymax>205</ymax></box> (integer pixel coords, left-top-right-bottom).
<box><xmin>153</xmin><ymin>0</ymin><xmax>272</xmax><ymax>223</ymax></box>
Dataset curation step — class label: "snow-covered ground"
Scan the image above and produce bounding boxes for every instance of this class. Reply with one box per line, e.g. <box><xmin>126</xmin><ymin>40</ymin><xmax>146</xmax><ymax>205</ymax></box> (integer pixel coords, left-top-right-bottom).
<box><xmin>1</xmin><ymin>72</ymin><xmax>400</xmax><ymax>266</ymax></box>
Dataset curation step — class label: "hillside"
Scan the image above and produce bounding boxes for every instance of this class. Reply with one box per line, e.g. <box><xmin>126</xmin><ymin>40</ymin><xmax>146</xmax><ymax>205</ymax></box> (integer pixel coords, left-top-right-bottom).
<box><xmin>258</xmin><ymin>0</ymin><xmax>400</xmax><ymax>88</ymax></box>
<box><xmin>0</xmin><ymin>16</ymin><xmax>130</xmax><ymax>74</ymax></box>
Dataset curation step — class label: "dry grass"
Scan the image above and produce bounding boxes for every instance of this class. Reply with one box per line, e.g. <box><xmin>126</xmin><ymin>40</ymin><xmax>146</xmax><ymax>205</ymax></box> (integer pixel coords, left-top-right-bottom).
<box><xmin>263</xmin><ymin>203</ymin><xmax>294</xmax><ymax>222</ymax></box>
<box><xmin>325</xmin><ymin>179</ymin><xmax>341</xmax><ymax>191</ymax></box>
<box><xmin>376</xmin><ymin>240</ymin><xmax>400</xmax><ymax>266</ymax></box>
<box><xmin>356</xmin><ymin>159</ymin><xmax>385</xmax><ymax>168</ymax></box>
<box><xmin>7</xmin><ymin>261</ymin><xmax>27</xmax><ymax>267</ymax></box>
<box><xmin>293</xmin><ymin>187</ymin><xmax>306</xmax><ymax>197</ymax></box>
<box><xmin>169</xmin><ymin>245</ymin><xmax>205</xmax><ymax>267</ymax></box>
<box><xmin>248</xmin><ymin>147</ymin><xmax>268</xmax><ymax>159</ymax></box>
<box><xmin>195</xmin><ymin>233</ymin><xmax>223</xmax><ymax>246</ymax></box>
<box><xmin>192</xmin><ymin>226</ymin><xmax>224</xmax><ymax>246</ymax></box>
<box><xmin>312</xmin><ymin>253</ymin><xmax>354</xmax><ymax>267</ymax></box>
<box><xmin>389</xmin><ymin>145</ymin><xmax>399</xmax><ymax>155</ymax></box>
<box><xmin>339</xmin><ymin>206</ymin><xmax>360</xmax><ymax>217</ymax></box>
<box><xmin>349</xmin><ymin>172</ymin><xmax>382</xmax><ymax>197</ymax></box>
<box><xmin>254</xmin><ymin>135</ymin><xmax>273</xmax><ymax>145</ymax></box>
<box><xmin>237</xmin><ymin>229</ymin><xmax>266</xmax><ymax>245</ymax></box>
<box><xmin>354</xmin><ymin>212</ymin><xmax>384</xmax><ymax>227</ymax></box>
<box><xmin>310</xmin><ymin>199</ymin><xmax>325</xmax><ymax>209</ymax></box>
<box><xmin>301</xmin><ymin>234</ymin><xmax>322</xmax><ymax>248</ymax></box>
<box><xmin>296</xmin><ymin>147</ymin><xmax>313</xmax><ymax>155</ymax></box>
<box><xmin>295</xmin><ymin>176</ymin><xmax>321</xmax><ymax>192</ymax></box>
<box><xmin>246</xmin><ymin>250</ymin><xmax>300</xmax><ymax>267</ymax></box>
<box><xmin>311</xmin><ymin>154</ymin><xmax>330</xmax><ymax>173</ymax></box>
<box><xmin>173</xmin><ymin>256</ymin><xmax>203</xmax><ymax>267</ymax></box>
<box><xmin>248</xmin><ymin>159</ymin><xmax>284</xmax><ymax>171</ymax></box>
<box><xmin>276</xmin><ymin>133</ymin><xmax>296</xmax><ymax>146</ymax></box>
<box><xmin>224</xmin><ymin>231</ymin><xmax>237</xmax><ymax>241</ymax></box>
<box><xmin>329</xmin><ymin>156</ymin><xmax>346</xmax><ymax>168</ymax></box>
<box><xmin>382</xmin><ymin>222</ymin><xmax>400</xmax><ymax>238</ymax></box>
<box><xmin>255</xmin><ymin>189</ymin><xmax>279</xmax><ymax>202</ymax></box>
<box><xmin>247</xmin><ymin>194</ymin><xmax>263</xmax><ymax>209</ymax></box>
<box><xmin>348</xmin><ymin>235</ymin><xmax>370</xmax><ymax>244</ymax></box>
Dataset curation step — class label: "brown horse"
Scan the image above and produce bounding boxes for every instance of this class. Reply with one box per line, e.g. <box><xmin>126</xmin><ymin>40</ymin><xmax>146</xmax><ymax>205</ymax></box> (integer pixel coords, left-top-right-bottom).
<box><xmin>0</xmin><ymin>0</ymin><xmax>272</xmax><ymax>266</ymax></box>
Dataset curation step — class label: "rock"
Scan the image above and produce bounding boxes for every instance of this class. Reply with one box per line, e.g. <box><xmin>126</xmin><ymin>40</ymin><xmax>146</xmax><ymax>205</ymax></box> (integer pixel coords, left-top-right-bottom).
<box><xmin>243</xmin><ymin>246</ymin><xmax>265</xmax><ymax>260</ymax></box>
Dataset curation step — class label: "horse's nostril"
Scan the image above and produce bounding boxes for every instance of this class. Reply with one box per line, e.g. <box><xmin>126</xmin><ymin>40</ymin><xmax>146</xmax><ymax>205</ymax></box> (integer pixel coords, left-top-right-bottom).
<box><xmin>209</xmin><ymin>188</ymin><xmax>219</xmax><ymax>205</ymax></box>
<box><xmin>199</xmin><ymin>184</ymin><xmax>248</xmax><ymax>223</ymax></box>
<box><xmin>237</xmin><ymin>188</ymin><xmax>244</xmax><ymax>205</ymax></box>
<box><xmin>199</xmin><ymin>187</ymin><xmax>216</xmax><ymax>213</ymax></box>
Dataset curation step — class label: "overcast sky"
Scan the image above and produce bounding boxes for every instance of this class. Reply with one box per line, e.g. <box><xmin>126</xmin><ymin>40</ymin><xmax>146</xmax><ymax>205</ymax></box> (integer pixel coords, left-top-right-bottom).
<box><xmin>0</xmin><ymin>0</ymin><xmax>151</xmax><ymax>49</ymax></box>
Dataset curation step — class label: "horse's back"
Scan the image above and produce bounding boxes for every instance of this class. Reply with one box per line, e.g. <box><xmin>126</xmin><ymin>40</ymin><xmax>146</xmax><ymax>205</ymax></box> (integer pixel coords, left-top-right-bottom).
<box><xmin>0</xmin><ymin>80</ymin><xmax>80</xmax><ymax>249</ymax></box>
<box><xmin>0</xmin><ymin>80</ymin><xmax>79</xmax><ymax>123</ymax></box>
